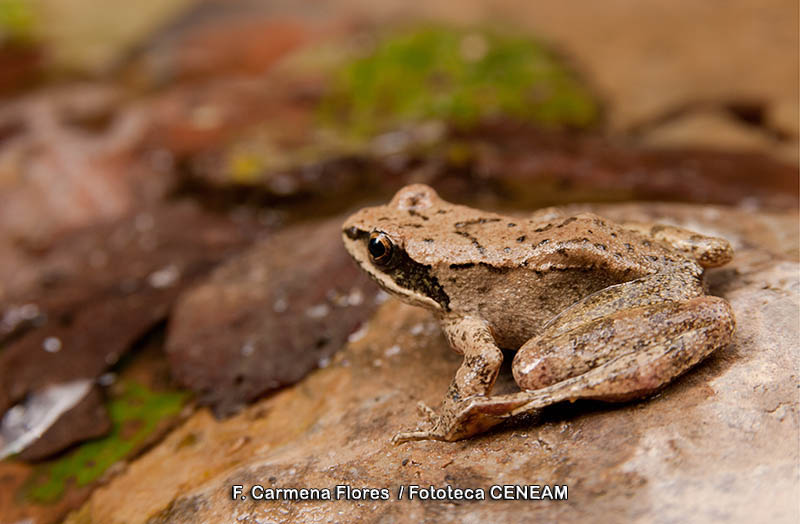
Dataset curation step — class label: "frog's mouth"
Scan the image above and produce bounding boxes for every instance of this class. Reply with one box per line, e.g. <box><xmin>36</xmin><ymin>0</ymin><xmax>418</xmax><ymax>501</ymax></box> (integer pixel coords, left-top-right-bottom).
<box><xmin>342</xmin><ymin>226</ymin><xmax>450</xmax><ymax>313</ymax></box>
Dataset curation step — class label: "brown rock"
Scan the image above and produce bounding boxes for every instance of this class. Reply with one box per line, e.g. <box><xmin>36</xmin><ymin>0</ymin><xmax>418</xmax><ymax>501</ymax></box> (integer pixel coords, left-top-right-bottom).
<box><xmin>15</xmin><ymin>384</ymin><xmax>111</xmax><ymax>462</ymax></box>
<box><xmin>165</xmin><ymin>217</ymin><xmax>382</xmax><ymax>415</ymax></box>
<box><xmin>636</xmin><ymin>109</ymin><xmax>797</xmax><ymax>164</ymax></box>
<box><xmin>119</xmin><ymin>0</ymin><xmax>343</xmax><ymax>85</ymax></box>
<box><xmin>66</xmin><ymin>203</ymin><xmax>798</xmax><ymax>524</ymax></box>
<box><xmin>0</xmin><ymin>85</ymin><xmax>160</xmax><ymax>242</ymax></box>
<box><xmin>0</xmin><ymin>203</ymin><xmax>258</xmax><ymax>428</ymax></box>
<box><xmin>179</xmin><ymin>123</ymin><xmax>798</xmax><ymax>229</ymax></box>
<box><xmin>457</xmin><ymin>124</ymin><xmax>799</xmax><ymax>211</ymax></box>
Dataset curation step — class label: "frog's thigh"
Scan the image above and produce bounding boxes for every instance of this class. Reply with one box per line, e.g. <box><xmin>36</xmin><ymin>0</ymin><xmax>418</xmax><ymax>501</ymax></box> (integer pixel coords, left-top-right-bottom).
<box><xmin>540</xmin><ymin>274</ymin><xmax>704</xmax><ymax>339</ymax></box>
<box><xmin>513</xmin><ymin>296</ymin><xmax>735</xmax><ymax>394</ymax></box>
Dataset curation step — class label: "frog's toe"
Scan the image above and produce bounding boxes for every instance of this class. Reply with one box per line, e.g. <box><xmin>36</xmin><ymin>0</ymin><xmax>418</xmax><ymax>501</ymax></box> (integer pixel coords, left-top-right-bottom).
<box><xmin>391</xmin><ymin>429</ymin><xmax>445</xmax><ymax>444</ymax></box>
<box><xmin>416</xmin><ymin>401</ymin><xmax>438</xmax><ymax>422</ymax></box>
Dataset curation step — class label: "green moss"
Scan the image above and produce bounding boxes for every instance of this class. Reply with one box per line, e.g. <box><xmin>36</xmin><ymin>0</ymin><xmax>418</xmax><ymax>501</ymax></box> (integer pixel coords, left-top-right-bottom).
<box><xmin>0</xmin><ymin>0</ymin><xmax>36</xmax><ymax>45</ymax></box>
<box><xmin>24</xmin><ymin>381</ymin><xmax>188</xmax><ymax>504</ymax></box>
<box><xmin>320</xmin><ymin>26</ymin><xmax>600</xmax><ymax>137</ymax></box>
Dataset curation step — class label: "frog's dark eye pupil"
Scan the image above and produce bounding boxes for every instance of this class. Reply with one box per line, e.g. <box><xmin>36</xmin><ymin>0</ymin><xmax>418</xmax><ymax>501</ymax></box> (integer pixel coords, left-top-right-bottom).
<box><xmin>368</xmin><ymin>238</ymin><xmax>385</xmax><ymax>258</ymax></box>
<box><xmin>368</xmin><ymin>233</ymin><xmax>393</xmax><ymax>265</ymax></box>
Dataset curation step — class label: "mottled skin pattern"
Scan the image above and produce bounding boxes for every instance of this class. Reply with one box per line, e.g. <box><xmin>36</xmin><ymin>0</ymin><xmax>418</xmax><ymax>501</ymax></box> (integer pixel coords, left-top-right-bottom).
<box><xmin>342</xmin><ymin>185</ymin><xmax>736</xmax><ymax>442</ymax></box>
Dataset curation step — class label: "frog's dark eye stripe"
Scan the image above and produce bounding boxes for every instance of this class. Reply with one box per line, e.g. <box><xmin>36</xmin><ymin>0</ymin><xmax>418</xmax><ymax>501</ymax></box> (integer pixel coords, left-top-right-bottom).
<box><xmin>368</xmin><ymin>232</ymin><xmax>394</xmax><ymax>266</ymax></box>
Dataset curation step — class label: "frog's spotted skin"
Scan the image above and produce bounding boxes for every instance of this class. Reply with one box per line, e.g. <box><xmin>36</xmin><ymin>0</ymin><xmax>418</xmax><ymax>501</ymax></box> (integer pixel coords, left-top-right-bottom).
<box><xmin>342</xmin><ymin>185</ymin><xmax>735</xmax><ymax>442</ymax></box>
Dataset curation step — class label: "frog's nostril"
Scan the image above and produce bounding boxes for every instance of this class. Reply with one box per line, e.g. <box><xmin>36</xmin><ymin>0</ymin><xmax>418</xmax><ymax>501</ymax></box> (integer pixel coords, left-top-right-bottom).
<box><xmin>343</xmin><ymin>226</ymin><xmax>360</xmax><ymax>240</ymax></box>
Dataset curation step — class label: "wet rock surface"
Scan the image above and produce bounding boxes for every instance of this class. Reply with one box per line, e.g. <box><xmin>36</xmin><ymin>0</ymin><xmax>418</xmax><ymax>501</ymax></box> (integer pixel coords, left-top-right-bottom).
<box><xmin>166</xmin><ymin>217</ymin><xmax>382</xmax><ymax>415</ymax></box>
<box><xmin>65</xmin><ymin>203</ymin><xmax>799</xmax><ymax>524</ymax></box>
<box><xmin>0</xmin><ymin>337</ymin><xmax>191</xmax><ymax>524</ymax></box>
<box><xmin>14</xmin><ymin>384</ymin><xmax>111</xmax><ymax>463</ymax></box>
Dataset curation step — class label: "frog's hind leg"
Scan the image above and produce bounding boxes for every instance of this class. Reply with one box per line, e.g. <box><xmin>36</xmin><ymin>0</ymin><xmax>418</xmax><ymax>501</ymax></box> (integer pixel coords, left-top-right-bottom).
<box><xmin>431</xmin><ymin>295</ymin><xmax>734</xmax><ymax>441</ymax></box>
<box><xmin>621</xmin><ymin>222</ymin><xmax>733</xmax><ymax>268</ymax></box>
<box><xmin>512</xmin><ymin>295</ymin><xmax>734</xmax><ymax>397</ymax></box>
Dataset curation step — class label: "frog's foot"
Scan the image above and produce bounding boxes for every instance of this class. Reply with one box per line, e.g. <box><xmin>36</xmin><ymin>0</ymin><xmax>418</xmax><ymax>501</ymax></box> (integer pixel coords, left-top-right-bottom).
<box><xmin>621</xmin><ymin>221</ymin><xmax>733</xmax><ymax>268</ymax></box>
<box><xmin>392</xmin><ymin>402</ymin><xmax>445</xmax><ymax>443</ymax></box>
<box><xmin>393</xmin><ymin>397</ymin><xmax>526</xmax><ymax>444</ymax></box>
<box><xmin>391</xmin><ymin>413</ymin><xmax>448</xmax><ymax>443</ymax></box>
<box><xmin>392</xmin><ymin>429</ymin><xmax>445</xmax><ymax>444</ymax></box>
<box><xmin>389</xmin><ymin>402</ymin><xmax>439</xmax><ymax>442</ymax></box>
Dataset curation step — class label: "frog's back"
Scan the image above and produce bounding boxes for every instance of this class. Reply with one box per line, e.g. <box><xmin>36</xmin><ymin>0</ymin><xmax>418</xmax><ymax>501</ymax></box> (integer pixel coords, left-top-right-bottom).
<box><xmin>404</xmin><ymin>208</ymin><xmax>684</xmax><ymax>278</ymax></box>
<box><xmin>418</xmin><ymin>210</ymin><xmax>702</xmax><ymax>348</ymax></box>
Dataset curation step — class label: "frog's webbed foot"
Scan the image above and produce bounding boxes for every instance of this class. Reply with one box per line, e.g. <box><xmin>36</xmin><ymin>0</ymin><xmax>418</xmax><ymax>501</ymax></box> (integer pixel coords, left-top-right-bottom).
<box><xmin>391</xmin><ymin>409</ymin><xmax>448</xmax><ymax>444</ymax></box>
<box><xmin>392</xmin><ymin>429</ymin><xmax>444</xmax><ymax>444</ymax></box>
<box><xmin>620</xmin><ymin>221</ymin><xmax>733</xmax><ymax>268</ymax></box>
<box><xmin>390</xmin><ymin>401</ymin><xmax>442</xmax><ymax>442</ymax></box>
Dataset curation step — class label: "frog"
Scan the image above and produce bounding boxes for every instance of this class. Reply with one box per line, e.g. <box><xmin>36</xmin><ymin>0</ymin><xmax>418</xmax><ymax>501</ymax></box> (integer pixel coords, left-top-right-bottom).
<box><xmin>342</xmin><ymin>184</ymin><xmax>735</xmax><ymax>442</ymax></box>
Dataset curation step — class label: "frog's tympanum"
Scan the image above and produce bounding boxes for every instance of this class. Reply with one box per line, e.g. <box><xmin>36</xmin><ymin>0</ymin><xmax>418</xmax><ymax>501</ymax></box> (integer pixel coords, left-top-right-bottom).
<box><xmin>342</xmin><ymin>185</ymin><xmax>735</xmax><ymax>442</ymax></box>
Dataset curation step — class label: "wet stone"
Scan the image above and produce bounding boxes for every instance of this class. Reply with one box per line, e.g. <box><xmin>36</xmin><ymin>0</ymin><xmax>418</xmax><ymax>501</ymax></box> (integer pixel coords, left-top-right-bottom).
<box><xmin>165</xmin><ymin>217</ymin><xmax>382</xmax><ymax>416</ymax></box>
<box><xmin>0</xmin><ymin>203</ymin><xmax>259</xmax><ymax>451</ymax></box>
<box><xmin>15</xmin><ymin>384</ymin><xmax>111</xmax><ymax>462</ymax></box>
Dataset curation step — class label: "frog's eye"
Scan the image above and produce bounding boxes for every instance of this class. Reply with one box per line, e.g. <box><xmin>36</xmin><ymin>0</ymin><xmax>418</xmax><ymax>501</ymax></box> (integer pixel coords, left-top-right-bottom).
<box><xmin>368</xmin><ymin>232</ymin><xmax>394</xmax><ymax>266</ymax></box>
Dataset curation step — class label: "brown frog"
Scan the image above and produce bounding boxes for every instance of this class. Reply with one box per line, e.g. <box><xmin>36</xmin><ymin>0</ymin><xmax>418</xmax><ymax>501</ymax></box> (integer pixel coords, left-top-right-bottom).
<box><xmin>342</xmin><ymin>185</ymin><xmax>735</xmax><ymax>442</ymax></box>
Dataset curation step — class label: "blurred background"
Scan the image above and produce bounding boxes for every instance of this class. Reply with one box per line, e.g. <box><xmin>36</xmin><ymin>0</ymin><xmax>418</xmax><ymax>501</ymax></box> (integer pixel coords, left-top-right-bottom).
<box><xmin>0</xmin><ymin>0</ymin><xmax>797</xmax><ymax>522</ymax></box>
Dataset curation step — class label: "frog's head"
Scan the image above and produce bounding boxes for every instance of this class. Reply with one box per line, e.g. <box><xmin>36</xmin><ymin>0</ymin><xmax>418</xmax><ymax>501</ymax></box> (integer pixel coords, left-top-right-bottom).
<box><xmin>342</xmin><ymin>184</ymin><xmax>450</xmax><ymax>312</ymax></box>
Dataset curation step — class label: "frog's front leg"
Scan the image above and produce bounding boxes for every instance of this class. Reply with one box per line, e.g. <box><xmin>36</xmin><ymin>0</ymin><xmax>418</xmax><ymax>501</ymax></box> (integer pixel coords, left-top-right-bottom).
<box><xmin>392</xmin><ymin>316</ymin><xmax>505</xmax><ymax>443</ymax></box>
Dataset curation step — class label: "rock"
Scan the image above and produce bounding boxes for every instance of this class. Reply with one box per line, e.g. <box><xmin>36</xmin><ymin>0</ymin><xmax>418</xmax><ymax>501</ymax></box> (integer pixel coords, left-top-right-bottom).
<box><xmin>0</xmin><ymin>45</ymin><xmax>43</xmax><ymax>95</ymax></box>
<box><xmin>118</xmin><ymin>0</ymin><xmax>343</xmax><ymax>86</ymax></box>
<box><xmin>12</xmin><ymin>383</ymin><xmax>111</xmax><ymax>462</ymax></box>
<box><xmin>345</xmin><ymin>0</ymin><xmax>799</xmax><ymax>160</ymax></box>
<box><xmin>459</xmin><ymin>124</ymin><xmax>798</xmax><ymax>210</ymax></box>
<box><xmin>0</xmin><ymin>339</ymin><xmax>190</xmax><ymax>524</ymax></box>
<box><xmin>65</xmin><ymin>203</ymin><xmax>798</xmax><ymax>524</ymax></box>
<box><xmin>179</xmin><ymin>123</ymin><xmax>798</xmax><ymax>228</ymax></box>
<box><xmin>165</xmin><ymin>217</ymin><xmax>382</xmax><ymax>416</ymax></box>
<box><xmin>0</xmin><ymin>84</ymin><xmax>158</xmax><ymax>242</ymax></box>
<box><xmin>0</xmin><ymin>203</ymin><xmax>258</xmax><ymax>448</ymax></box>
<box><xmin>637</xmin><ymin>109</ymin><xmax>791</xmax><ymax>158</ymax></box>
